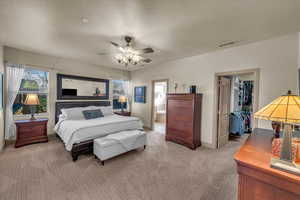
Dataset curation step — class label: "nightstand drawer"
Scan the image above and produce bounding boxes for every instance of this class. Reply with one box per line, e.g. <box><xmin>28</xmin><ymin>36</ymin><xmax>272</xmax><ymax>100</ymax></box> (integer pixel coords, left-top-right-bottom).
<box><xmin>18</xmin><ymin>125</ymin><xmax>46</xmax><ymax>138</ymax></box>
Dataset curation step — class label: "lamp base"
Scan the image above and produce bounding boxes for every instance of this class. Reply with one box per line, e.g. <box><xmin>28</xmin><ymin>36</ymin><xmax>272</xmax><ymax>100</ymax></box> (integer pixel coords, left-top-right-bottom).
<box><xmin>30</xmin><ymin>106</ymin><xmax>36</xmax><ymax>121</ymax></box>
<box><xmin>271</xmin><ymin>157</ymin><xmax>300</xmax><ymax>176</ymax></box>
<box><xmin>30</xmin><ymin>116</ymin><xmax>36</xmax><ymax>121</ymax></box>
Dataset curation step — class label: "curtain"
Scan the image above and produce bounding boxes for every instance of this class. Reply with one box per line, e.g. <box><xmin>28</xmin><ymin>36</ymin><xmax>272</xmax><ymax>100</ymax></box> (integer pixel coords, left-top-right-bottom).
<box><xmin>124</xmin><ymin>80</ymin><xmax>131</xmax><ymax>111</ymax></box>
<box><xmin>5</xmin><ymin>64</ymin><xmax>25</xmax><ymax>139</ymax></box>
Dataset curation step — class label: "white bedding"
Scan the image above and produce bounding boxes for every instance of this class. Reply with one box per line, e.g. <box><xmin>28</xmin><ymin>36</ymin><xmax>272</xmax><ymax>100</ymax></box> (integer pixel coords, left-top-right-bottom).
<box><xmin>54</xmin><ymin>114</ymin><xmax>143</xmax><ymax>151</ymax></box>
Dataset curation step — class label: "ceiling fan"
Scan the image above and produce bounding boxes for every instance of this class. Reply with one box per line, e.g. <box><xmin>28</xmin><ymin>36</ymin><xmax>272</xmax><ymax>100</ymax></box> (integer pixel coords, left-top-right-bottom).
<box><xmin>98</xmin><ymin>36</ymin><xmax>154</xmax><ymax>66</ymax></box>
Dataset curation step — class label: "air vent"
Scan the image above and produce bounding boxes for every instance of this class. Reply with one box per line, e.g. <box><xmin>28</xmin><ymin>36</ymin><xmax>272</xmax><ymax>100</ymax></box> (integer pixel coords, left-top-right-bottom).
<box><xmin>218</xmin><ymin>41</ymin><xmax>237</xmax><ymax>48</ymax></box>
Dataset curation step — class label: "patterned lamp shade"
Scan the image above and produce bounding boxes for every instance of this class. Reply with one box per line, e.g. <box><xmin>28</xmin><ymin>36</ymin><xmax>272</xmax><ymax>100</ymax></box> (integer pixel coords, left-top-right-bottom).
<box><xmin>254</xmin><ymin>91</ymin><xmax>300</xmax><ymax>124</ymax></box>
<box><xmin>24</xmin><ymin>94</ymin><xmax>40</xmax><ymax>105</ymax></box>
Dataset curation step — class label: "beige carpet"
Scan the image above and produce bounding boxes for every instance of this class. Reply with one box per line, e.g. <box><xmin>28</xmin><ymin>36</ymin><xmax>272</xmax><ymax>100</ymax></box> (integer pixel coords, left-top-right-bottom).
<box><xmin>0</xmin><ymin>131</ymin><xmax>246</xmax><ymax>200</ymax></box>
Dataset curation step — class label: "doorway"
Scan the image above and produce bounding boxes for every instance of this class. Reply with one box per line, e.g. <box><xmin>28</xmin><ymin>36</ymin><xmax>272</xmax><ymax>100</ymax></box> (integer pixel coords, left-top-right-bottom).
<box><xmin>151</xmin><ymin>79</ymin><xmax>168</xmax><ymax>134</ymax></box>
<box><xmin>214</xmin><ymin>69</ymin><xmax>259</xmax><ymax>148</ymax></box>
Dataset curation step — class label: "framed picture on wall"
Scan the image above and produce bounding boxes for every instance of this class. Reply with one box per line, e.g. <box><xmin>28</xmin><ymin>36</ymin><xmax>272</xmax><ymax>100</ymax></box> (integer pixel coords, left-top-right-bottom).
<box><xmin>134</xmin><ymin>86</ymin><xmax>146</xmax><ymax>103</ymax></box>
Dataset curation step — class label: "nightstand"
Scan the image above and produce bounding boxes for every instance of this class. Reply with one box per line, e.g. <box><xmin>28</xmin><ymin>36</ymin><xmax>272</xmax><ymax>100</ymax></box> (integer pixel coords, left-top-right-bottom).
<box><xmin>114</xmin><ymin>111</ymin><xmax>131</xmax><ymax>116</ymax></box>
<box><xmin>15</xmin><ymin>118</ymin><xmax>48</xmax><ymax>148</ymax></box>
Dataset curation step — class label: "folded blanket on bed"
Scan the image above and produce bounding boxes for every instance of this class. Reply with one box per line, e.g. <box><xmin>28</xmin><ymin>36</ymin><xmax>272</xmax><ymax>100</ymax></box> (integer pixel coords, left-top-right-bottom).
<box><xmin>54</xmin><ymin>114</ymin><xmax>143</xmax><ymax>151</ymax></box>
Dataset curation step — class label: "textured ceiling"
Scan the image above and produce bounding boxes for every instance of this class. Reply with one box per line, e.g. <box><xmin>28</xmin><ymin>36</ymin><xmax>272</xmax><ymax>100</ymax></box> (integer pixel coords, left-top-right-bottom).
<box><xmin>1</xmin><ymin>0</ymin><xmax>300</xmax><ymax>70</ymax></box>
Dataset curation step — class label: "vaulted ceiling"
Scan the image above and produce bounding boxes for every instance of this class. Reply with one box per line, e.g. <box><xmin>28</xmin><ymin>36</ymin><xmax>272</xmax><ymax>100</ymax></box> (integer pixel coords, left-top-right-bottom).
<box><xmin>1</xmin><ymin>0</ymin><xmax>300</xmax><ymax>70</ymax></box>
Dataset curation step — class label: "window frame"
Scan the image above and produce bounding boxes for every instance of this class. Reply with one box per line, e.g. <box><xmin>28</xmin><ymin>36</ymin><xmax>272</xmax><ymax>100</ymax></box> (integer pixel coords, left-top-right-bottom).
<box><xmin>112</xmin><ymin>79</ymin><xmax>129</xmax><ymax>110</ymax></box>
<box><xmin>13</xmin><ymin>66</ymin><xmax>50</xmax><ymax>119</ymax></box>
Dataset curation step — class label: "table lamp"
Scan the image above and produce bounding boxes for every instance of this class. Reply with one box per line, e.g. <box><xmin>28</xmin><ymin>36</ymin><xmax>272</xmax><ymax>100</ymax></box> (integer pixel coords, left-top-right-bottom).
<box><xmin>118</xmin><ymin>96</ymin><xmax>127</xmax><ymax>112</ymax></box>
<box><xmin>24</xmin><ymin>94</ymin><xmax>40</xmax><ymax>120</ymax></box>
<box><xmin>254</xmin><ymin>90</ymin><xmax>300</xmax><ymax>175</ymax></box>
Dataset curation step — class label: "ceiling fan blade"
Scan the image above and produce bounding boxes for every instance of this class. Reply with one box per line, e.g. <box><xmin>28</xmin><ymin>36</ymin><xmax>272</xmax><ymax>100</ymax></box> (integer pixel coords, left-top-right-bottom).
<box><xmin>110</xmin><ymin>41</ymin><xmax>120</xmax><ymax>47</ymax></box>
<box><xmin>137</xmin><ymin>47</ymin><xmax>154</xmax><ymax>54</ymax></box>
<box><xmin>142</xmin><ymin>58</ymin><xmax>152</xmax><ymax>63</ymax></box>
<box><xmin>97</xmin><ymin>52</ymin><xmax>113</xmax><ymax>56</ymax></box>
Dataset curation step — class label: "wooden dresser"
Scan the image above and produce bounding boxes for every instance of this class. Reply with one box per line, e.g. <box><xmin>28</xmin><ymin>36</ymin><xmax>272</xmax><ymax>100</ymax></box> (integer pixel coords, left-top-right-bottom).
<box><xmin>166</xmin><ymin>93</ymin><xmax>202</xmax><ymax>149</ymax></box>
<box><xmin>234</xmin><ymin>128</ymin><xmax>300</xmax><ymax>200</ymax></box>
<box><xmin>15</xmin><ymin>118</ymin><xmax>48</xmax><ymax>148</ymax></box>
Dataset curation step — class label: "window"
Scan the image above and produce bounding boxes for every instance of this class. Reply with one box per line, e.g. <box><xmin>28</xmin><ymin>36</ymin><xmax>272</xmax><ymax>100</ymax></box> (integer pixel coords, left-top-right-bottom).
<box><xmin>13</xmin><ymin>69</ymin><xmax>49</xmax><ymax>115</ymax></box>
<box><xmin>112</xmin><ymin>80</ymin><xmax>128</xmax><ymax>109</ymax></box>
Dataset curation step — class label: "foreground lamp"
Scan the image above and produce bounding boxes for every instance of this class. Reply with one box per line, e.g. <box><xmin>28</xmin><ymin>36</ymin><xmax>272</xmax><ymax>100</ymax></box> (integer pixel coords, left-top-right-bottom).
<box><xmin>254</xmin><ymin>90</ymin><xmax>300</xmax><ymax>175</ymax></box>
<box><xmin>118</xmin><ymin>96</ymin><xmax>127</xmax><ymax>112</ymax></box>
<box><xmin>24</xmin><ymin>94</ymin><xmax>40</xmax><ymax>120</ymax></box>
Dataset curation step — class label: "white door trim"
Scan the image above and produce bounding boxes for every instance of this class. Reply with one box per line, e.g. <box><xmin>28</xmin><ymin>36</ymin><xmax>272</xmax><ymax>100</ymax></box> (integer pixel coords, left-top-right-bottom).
<box><xmin>150</xmin><ymin>79</ymin><xmax>169</xmax><ymax>130</ymax></box>
<box><xmin>212</xmin><ymin>68</ymin><xmax>260</xmax><ymax>148</ymax></box>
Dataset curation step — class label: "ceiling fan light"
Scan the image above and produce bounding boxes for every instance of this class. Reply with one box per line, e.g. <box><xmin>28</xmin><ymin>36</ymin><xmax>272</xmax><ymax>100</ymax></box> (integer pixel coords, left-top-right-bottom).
<box><xmin>111</xmin><ymin>36</ymin><xmax>153</xmax><ymax>67</ymax></box>
<box><xmin>132</xmin><ymin>55</ymin><xmax>141</xmax><ymax>62</ymax></box>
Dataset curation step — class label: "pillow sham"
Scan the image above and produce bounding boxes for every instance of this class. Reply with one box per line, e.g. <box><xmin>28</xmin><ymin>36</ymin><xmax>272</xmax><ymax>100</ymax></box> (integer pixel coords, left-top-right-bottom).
<box><xmin>90</xmin><ymin>106</ymin><xmax>113</xmax><ymax>116</ymax></box>
<box><xmin>61</xmin><ymin>106</ymin><xmax>95</xmax><ymax>120</ymax></box>
<box><xmin>82</xmin><ymin>109</ymin><xmax>104</xmax><ymax>120</ymax></box>
<box><xmin>100</xmin><ymin>106</ymin><xmax>114</xmax><ymax>116</ymax></box>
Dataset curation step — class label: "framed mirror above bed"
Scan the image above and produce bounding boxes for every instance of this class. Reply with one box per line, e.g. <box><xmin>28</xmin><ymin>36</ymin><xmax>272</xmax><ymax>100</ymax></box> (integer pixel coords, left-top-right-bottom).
<box><xmin>57</xmin><ymin>74</ymin><xmax>109</xmax><ymax>100</ymax></box>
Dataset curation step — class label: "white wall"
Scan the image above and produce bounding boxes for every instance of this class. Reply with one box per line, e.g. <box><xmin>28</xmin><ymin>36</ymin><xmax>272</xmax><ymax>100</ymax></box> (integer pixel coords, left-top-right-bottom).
<box><xmin>131</xmin><ymin>33</ymin><xmax>299</xmax><ymax>147</ymax></box>
<box><xmin>4</xmin><ymin>47</ymin><xmax>130</xmax><ymax>136</ymax></box>
<box><xmin>0</xmin><ymin>45</ymin><xmax>4</xmax><ymax>151</ymax></box>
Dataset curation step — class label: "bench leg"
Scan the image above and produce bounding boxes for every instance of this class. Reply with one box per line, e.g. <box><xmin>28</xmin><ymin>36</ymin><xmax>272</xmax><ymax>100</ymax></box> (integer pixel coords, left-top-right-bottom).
<box><xmin>95</xmin><ymin>155</ymin><xmax>104</xmax><ymax>166</ymax></box>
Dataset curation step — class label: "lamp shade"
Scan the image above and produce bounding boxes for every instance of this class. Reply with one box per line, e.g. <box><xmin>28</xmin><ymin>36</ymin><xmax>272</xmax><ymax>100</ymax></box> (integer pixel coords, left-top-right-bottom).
<box><xmin>24</xmin><ymin>94</ymin><xmax>40</xmax><ymax>105</ymax></box>
<box><xmin>254</xmin><ymin>91</ymin><xmax>300</xmax><ymax>124</ymax></box>
<box><xmin>118</xmin><ymin>95</ymin><xmax>127</xmax><ymax>103</ymax></box>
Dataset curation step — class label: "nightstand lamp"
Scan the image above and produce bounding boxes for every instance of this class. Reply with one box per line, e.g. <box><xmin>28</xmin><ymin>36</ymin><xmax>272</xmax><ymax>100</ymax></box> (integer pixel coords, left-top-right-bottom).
<box><xmin>254</xmin><ymin>90</ymin><xmax>300</xmax><ymax>175</ymax></box>
<box><xmin>118</xmin><ymin>95</ymin><xmax>127</xmax><ymax>112</ymax></box>
<box><xmin>24</xmin><ymin>94</ymin><xmax>40</xmax><ymax>120</ymax></box>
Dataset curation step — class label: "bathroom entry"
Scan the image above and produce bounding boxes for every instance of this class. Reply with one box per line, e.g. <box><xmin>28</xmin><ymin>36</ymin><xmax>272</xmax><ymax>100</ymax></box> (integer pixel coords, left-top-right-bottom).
<box><xmin>151</xmin><ymin>80</ymin><xmax>168</xmax><ymax>134</ymax></box>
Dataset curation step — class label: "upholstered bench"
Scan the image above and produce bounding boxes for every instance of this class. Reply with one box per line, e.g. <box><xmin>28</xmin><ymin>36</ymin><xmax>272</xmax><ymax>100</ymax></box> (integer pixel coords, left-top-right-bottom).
<box><xmin>93</xmin><ymin>130</ymin><xmax>146</xmax><ymax>165</ymax></box>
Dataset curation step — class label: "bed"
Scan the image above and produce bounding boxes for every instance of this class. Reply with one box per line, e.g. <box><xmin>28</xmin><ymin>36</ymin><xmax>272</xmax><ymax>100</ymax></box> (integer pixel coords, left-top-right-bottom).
<box><xmin>55</xmin><ymin>101</ymin><xmax>143</xmax><ymax>161</ymax></box>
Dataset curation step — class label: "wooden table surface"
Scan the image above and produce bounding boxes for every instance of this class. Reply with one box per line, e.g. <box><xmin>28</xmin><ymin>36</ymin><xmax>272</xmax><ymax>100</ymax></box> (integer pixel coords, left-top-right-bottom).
<box><xmin>234</xmin><ymin>128</ymin><xmax>300</xmax><ymax>199</ymax></box>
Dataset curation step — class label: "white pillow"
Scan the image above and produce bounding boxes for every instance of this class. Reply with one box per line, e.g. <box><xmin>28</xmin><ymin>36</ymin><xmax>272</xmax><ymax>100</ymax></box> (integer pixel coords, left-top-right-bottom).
<box><xmin>58</xmin><ymin>114</ymin><xmax>66</xmax><ymax>121</ymax></box>
<box><xmin>61</xmin><ymin>106</ymin><xmax>95</xmax><ymax>120</ymax></box>
<box><xmin>101</xmin><ymin>106</ymin><xmax>113</xmax><ymax>116</ymax></box>
<box><xmin>91</xmin><ymin>106</ymin><xmax>113</xmax><ymax>116</ymax></box>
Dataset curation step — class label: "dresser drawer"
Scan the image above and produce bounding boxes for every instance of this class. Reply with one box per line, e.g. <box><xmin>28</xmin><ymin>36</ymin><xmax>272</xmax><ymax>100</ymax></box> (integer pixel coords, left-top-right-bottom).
<box><xmin>167</xmin><ymin>128</ymin><xmax>193</xmax><ymax>141</ymax></box>
<box><xmin>167</xmin><ymin>120</ymin><xmax>193</xmax><ymax>133</ymax></box>
<box><xmin>167</xmin><ymin>103</ymin><xmax>193</xmax><ymax>122</ymax></box>
<box><xmin>166</xmin><ymin>128</ymin><xmax>194</xmax><ymax>148</ymax></box>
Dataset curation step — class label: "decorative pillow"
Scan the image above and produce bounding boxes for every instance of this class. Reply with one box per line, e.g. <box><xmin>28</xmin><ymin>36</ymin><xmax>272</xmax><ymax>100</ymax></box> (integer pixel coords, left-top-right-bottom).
<box><xmin>82</xmin><ymin>109</ymin><xmax>104</xmax><ymax>120</ymax></box>
<box><xmin>61</xmin><ymin>106</ymin><xmax>94</xmax><ymax>120</ymax></box>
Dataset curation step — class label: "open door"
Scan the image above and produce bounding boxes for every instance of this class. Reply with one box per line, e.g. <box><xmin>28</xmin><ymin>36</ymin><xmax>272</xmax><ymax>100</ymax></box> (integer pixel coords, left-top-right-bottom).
<box><xmin>151</xmin><ymin>79</ymin><xmax>168</xmax><ymax>133</ymax></box>
<box><xmin>217</xmin><ymin>77</ymin><xmax>231</xmax><ymax>148</ymax></box>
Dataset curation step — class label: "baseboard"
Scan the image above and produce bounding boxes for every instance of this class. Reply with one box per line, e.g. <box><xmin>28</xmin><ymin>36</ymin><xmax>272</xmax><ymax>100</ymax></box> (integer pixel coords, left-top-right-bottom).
<box><xmin>202</xmin><ymin>141</ymin><xmax>216</xmax><ymax>149</ymax></box>
<box><xmin>0</xmin><ymin>143</ymin><xmax>4</xmax><ymax>153</ymax></box>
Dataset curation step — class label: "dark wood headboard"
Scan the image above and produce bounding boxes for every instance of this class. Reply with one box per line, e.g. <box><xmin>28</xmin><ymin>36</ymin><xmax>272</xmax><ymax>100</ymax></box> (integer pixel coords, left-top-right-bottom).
<box><xmin>55</xmin><ymin>101</ymin><xmax>111</xmax><ymax>123</ymax></box>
